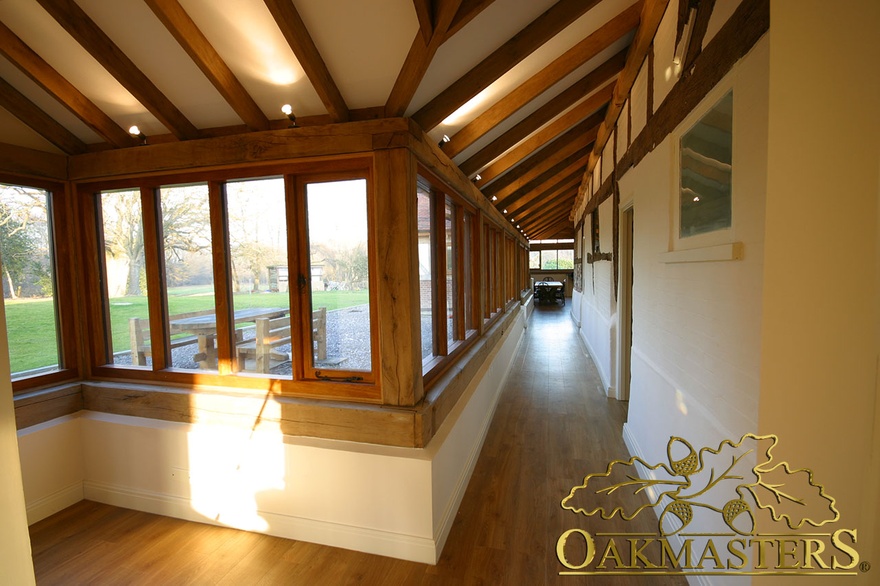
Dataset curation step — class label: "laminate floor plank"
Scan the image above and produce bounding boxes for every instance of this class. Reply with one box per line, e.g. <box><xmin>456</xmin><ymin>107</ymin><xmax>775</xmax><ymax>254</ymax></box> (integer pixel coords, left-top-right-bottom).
<box><xmin>29</xmin><ymin>304</ymin><xmax>686</xmax><ymax>585</ymax></box>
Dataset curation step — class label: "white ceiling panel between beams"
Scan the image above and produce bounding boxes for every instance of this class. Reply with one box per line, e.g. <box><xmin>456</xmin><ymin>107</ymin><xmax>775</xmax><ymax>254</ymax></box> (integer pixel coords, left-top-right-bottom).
<box><xmin>293</xmin><ymin>0</ymin><xmax>418</xmax><ymax>110</ymax></box>
<box><xmin>179</xmin><ymin>0</ymin><xmax>325</xmax><ymax>118</ymax></box>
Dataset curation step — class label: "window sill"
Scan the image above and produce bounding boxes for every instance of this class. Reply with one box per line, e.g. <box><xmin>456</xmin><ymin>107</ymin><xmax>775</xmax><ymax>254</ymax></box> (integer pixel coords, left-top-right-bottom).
<box><xmin>660</xmin><ymin>242</ymin><xmax>744</xmax><ymax>264</ymax></box>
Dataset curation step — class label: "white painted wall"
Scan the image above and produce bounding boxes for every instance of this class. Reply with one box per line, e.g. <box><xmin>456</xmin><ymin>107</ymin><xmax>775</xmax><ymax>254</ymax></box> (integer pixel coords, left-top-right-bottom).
<box><xmin>15</xmin><ymin>307</ymin><xmax>526</xmax><ymax>565</ymax></box>
<box><xmin>757</xmin><ymin>2</ymin><xmax>880</xmax><ymax>583</ymax></box>
<box><xmin>0</xmin><ymin>296</ymin><xmax>36</xmax><ymax>584</ymax></box>
<box><xmin>577</xmin><ymin>198</ymin><xmax>617</xmax><ymax>394</ymax></box>
<box><xmin>622</xmin><ymin>32</ymin><xmax>768</xmax><ymax>459</ymax></box>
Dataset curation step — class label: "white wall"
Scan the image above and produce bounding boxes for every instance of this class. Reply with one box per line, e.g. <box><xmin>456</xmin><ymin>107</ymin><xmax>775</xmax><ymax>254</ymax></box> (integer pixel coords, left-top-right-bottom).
<box><xmin>16</xmin><ymin>307</ymin><xmax>526</xmax><ymax>565</ymax></box>
<box><xmin>757</xmin><ymin>1</ymin><xmax>880</xmax><ymax>582</ymax></box>
<box><xmin>577</xmin><ymin>199</ymin><xmax>617</xmax><ymax>394</ymax></box>
<box><xmin>0</xmin><ymin>296</ymin><xmax>36</xmax><ymax>584</ymax></box>
<box><xmin>622</xmin><ymin>30</ymin><xmax>769</xmax><ymax>502</ymax></box>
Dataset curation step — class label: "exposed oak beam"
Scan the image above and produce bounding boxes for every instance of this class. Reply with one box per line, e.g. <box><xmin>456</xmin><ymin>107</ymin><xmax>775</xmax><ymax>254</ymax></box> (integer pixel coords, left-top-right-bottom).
<box><xmin>35</xmin><ymin>0</ymin><xmax>200</xmax><ymax>141</ymax></box>
<box><xmin>476</xmin><ymin>108</ymin><xmax>604</xmax><ymax>187</ymax></box>
<box><xmin>443</xmin><ymin>3</ymin><xmax>639</xmax><ymax>159</ymax></box>
<box><xmin>413</xmin><ymin>0</ymin><xmax>434</xmax><ymax>43</ymax></box>
<box><xmin>412</xmin><ymin>0</ymin><xmax>603</xmax><ymax>131</ymax></box>
<box><xmin>482</xmin><ymin>127</ymin><xmax>596</xmax><ymax>198</ymax></box>
<box><xmin>0</xmin><ymin>21</ymin><xmax>134</xmax><ymax>149</ymax></box>
<box><xmin>521</xmin><ymin>197</ymin><xmax>577</xmax><ymax>235</ymax></box>
<box><xmin>0</xmin><ymin>76</ymin><xmax>86</xmax><ymax>154</ymax></box>
<box><xmin>682</xmin><ymin>0</ymin><xmax>716</xmax><ymax>71</ymax></box>
<box><xmin>264</xmin><ymin>0</ymin><xmax>350</xmax><ymax>122</ymax></box>
<box><xmin>497</xmin><ymin>152</ymin><xmax>588</xmax><ymax>212</ymax></box>
<box><xmin>144</xmin><ymin>0</ymin><xmax>269</xmax><ymax>132</ymax></box>
<box><xmin>509</xmin><ymin>171</ymin><xmax>582</xmax><ymax>217</ymax></box>
<box><xmin>385</xmin><ymin>0</ymin><xmax>463</xmax><ymax>117</ymax></box>
<box><xmin>458</xmin><ymin>49</ymin><xmax>625</xmax><ymax>175</ymax></box>
<box><xmin>490</xmin><ymin>146</ymin><xmax>590</xmax><ymax>208</ymax></box>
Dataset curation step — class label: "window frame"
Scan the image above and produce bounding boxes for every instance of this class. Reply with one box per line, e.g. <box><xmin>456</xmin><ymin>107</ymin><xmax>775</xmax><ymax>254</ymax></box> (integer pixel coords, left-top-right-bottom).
<box><xmin>79</xmin><ymin>159</ymin><xmax>380</xmax><ymax>402</ymax></box>
<box><xmin>0</xmin><ymin>173</ymin><xmax>80</xmax><ymax>393</ymax></box>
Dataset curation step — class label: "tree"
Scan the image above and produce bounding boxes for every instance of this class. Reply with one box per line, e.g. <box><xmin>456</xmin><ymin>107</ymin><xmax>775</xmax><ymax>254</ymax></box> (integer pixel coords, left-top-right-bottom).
<box><xmin>0</xmin><ymin>203</ymin><xmax>36</xmax><ymax>299</ymax></box>
<box><xmin>0</xmin><ymin>185</ymin><xmax>49</xmax><ymax>299</ymax></box>
<box><xmin>101</xmin><ymin>191</ymin><xmax>146</xmax><ymax>296</ymax></box>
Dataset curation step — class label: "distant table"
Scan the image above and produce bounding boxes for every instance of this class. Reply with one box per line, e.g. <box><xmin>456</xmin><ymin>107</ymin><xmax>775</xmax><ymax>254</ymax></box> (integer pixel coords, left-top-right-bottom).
<box><xmin>534</xmin><ymin>281</ymin><xmax>563</xmax><ymax>305</ymax></box>
<box><xmin>169</xmin><ymin>307</ymin><xmax>287</xmax><ymax>369</ymax></box>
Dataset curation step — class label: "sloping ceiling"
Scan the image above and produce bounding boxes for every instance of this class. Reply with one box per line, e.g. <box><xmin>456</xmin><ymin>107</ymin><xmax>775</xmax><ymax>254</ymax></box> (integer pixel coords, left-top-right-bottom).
<box><xmin>0</xmin><ymin>0</ymin><xmax>654</xmax><ymax>240</ymax></box>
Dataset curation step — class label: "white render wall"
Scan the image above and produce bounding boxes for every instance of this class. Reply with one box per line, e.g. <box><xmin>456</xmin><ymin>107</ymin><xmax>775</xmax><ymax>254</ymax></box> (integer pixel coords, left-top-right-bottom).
<box><xmin>16</xmin><ymin>307</ymin><xmax>526</xmax><ymax>565</ymax></box>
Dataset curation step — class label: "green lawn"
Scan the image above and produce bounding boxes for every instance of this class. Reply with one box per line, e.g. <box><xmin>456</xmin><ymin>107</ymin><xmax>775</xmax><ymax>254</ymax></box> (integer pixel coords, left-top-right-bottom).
<box><xmin>4</xmin><ymin>287</ymin><xmax>369</xmax><ymax>373</ymax></box>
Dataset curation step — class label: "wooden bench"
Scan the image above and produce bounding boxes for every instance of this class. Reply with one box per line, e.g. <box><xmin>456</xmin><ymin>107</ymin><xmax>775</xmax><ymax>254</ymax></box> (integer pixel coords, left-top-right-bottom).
<box><xmin>236</xmin><ymin>307</ymin><xmax>327</xmax><ymax>373</ymax></box>
<box><xmin>129</xmin><ymin>309</ymin><xmax>214</xmax><ymax>366</ymax></box>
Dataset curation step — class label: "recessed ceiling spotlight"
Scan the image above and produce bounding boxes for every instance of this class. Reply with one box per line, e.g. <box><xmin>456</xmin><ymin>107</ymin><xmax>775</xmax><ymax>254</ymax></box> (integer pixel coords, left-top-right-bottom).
<box><xmin>439</xmin><ymin>134</ymin><xmax>450</xmax><ymax>147</ymax></box>
<box><xmin>491</xmin><ymin>196</ymin><xmax>497</xmax><ymax>201</ymax></box>
<box><xmin>474</xmin><ymin>174</ymin><xmax>482</xmax><ymax>181</ymax></box>
<box><xmin>502</xmin><ymin>209</ymin><xmax>508</xmax><ymax>214</ymax></box>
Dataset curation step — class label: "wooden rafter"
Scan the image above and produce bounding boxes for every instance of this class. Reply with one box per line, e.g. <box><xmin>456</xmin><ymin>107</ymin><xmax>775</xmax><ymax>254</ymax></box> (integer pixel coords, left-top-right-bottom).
<box><xmin>497</xmin><ymin>152</ymin><xmax>589</xmax><ymax>212</ymax></box>
<box><xmin>413</xmin><ymin>0</ymin><xmax>434</xmax><ymax>43</ymax></box>
<box><xmin>482</xmin><ymin>128</ymin><xmax>595</xmax><ymax>198</ymax></box>
<box><xmin>35</xmin><ymin>0</ymin><xmax>200</xmax><ymax>141</ymax></box>
<box><xmin>144</xmin><ymin>0</ymin><xmax>269</xmax><ymax>132</ymax></box>
<box><xmin>443</xmin><ymin>3</ymin><xmax>639</xmax><ymax>159</ymax></box>
<box><xmin>264</xmin><ymin>0</ymin><xmax>350</xmax><ymax>123</ymax></box>
<box><xmin>458</xmin><ymin>49</ymin><xmax>625</xmax><ymax>176</ymax></box>
<box><xmin>0</xmin><ymin>21</ymin><xmax>135</xmax><ymax>148</ymax></box>
<box><xmin>0</xmin><ymin>76</ymin><xmax>86</xmax><ymax>154</ymax></box>
<box><xmin>476</xmin><ymin>108</ymin><xmax>604</xmax><ymax>188</ymax></box>
<box><xmin>521</xmin><ymin>197</ymin><xmax>578</xmax><ymax>235</ymax></box>
<box><xmin>412</xmin><ymin>0</ymin><xmax>603</xmax><ymax>131</ymax></box>
<box><xmin>490</xmin><ymin>146</ymin><xmax>591</xmax><ymax>206</ymax></box>
<box><xmin>385</xmin><ymin>0</ymin><xmax>463</xmax><ymax>117</ymax></box>
<box><xmin>509</xmin><ymin>170</ymin><xmax>582</xmax><ymax>217</ymax></box>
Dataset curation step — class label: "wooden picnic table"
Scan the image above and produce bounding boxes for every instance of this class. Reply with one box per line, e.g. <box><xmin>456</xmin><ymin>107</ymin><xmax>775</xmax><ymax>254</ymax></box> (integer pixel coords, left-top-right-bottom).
<box><xmin>169</xmin><ymin>306</ymin><xmax>288</xmax><ymax>369</ymax></box>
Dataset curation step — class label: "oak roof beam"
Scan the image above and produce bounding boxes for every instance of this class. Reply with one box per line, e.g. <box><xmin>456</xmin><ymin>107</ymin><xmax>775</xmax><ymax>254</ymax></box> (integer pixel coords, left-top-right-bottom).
<box><xmin>385</xmin><ymin>0</ymin><xmax>464</xmax><ymax>117</ymax></box>
<box><xmin>264</xmin><ymin>0</ymin><xmax>350</xmax><ymax>123</ymax></box>
<box><xmin>476</xmin><ymin>108</ymin><xmax>603</xmax><ymax>188</ymax></box>
<box><xmin>35</xmin><ymin>0</ymin><xmax>200</xmax><ymax>141</ymax></box>
<box><xmin>458</xmin><ymin>49</ymin><xmax>625</xmax><ymax>176</ymax></box>
<box><xmin>0</xmin><ymin>76</ymin><xmax>86</xmax><ymax>154</ymax></box>
<box><xmin>0</xmin><ymin>21</ymin><xmax>135</xmax><ymax>149</ymax></box>
<box><xmin>443</xmin><ymin>3</ymin><xmax>638</xmax><ymax>159</ymax></box>
<box><xmin>412</xmin><ymin>0</ymin><xmax>603</xmax><ymax>131</ymax></box>
<box><xmin>145</xmin><ymin>0</ymin><xmax>269</xmax><ymax>132</ymax></box>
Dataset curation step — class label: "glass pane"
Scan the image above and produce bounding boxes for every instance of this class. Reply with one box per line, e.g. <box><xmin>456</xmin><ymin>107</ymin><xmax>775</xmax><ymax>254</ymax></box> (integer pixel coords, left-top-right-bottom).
<box><xmin>226</xmin><ymin>177</ymin><xmax>291</xmax><ymax>376</ymax></box>
<box><xmin>529</xmin><ymin>250</ymin><xmax>540</xmax><ymax>269</ymax></box>
<box><xmin>445</xmin><ymin>201</ymin><xmax>456</xmax><ymax>346</ymax></box>
<box><xmin>463</xmin><ymin>212</ymin><xmax>474</xmax><ymax>333</ymax></box>
<box><xmin>417</xmin><ymin>185</ymin><xmax>435</xmax><ymax>362</ymax></box>
<box><xmin>680</xmin><ymin>91</ymin><xmax>733</xmax><ymax>237</ymax></box>
<box><xmin>161</xmin><ymin>184</ymin><xmax>216</xmax><ymax>371</ymax></box>
<box><xmin>305</xmin><ymin>179</ymin><xmax>372</xmax><ymax>372</ymax></box>
<box><xmin>558</xmin><ymin>249</ymin><xmax>574</xmax><ymax>269</ymax></box>
<box><xmin>100</xmin><ymin>189</ymin><xmax>150</xmax><ymax>367</ymax></box>
<box><xmin>542</xmin><ymin>250</ymin><xmax>559</xmax><ymax>269</ymax></box>
<box><xmin>0</xmin><ymin>184</ymin><xmax>59</xmax><ymax>378</ymax></box>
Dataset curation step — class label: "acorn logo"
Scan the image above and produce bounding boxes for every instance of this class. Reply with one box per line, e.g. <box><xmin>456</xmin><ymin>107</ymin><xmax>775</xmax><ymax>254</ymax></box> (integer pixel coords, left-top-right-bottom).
<box><xmin>557</xmin><ymin>433</ymin><xmax>865</xmax><ymax>577</ymax></box>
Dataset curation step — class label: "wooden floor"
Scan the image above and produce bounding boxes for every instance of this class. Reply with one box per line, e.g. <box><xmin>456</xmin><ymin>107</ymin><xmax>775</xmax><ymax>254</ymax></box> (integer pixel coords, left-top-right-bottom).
<box><xmin>29</xmin><ymin>304</ymin><xmax>686</xmax><ymax>585</ymax></box>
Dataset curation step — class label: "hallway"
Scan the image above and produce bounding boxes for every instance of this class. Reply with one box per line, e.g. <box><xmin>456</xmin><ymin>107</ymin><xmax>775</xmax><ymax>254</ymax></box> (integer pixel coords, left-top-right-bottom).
<box><xmin>29</xmin><ymin>304</ymin><xmax>684</xmax><ymax>585</ymax></box>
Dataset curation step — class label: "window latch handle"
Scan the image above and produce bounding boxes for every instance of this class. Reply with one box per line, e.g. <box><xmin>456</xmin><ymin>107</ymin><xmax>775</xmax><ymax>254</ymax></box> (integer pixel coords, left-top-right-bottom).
<box><xmin>298</xmin><ymin>274</ymin><xmax>307</xmax><ymax>292</ymax></box>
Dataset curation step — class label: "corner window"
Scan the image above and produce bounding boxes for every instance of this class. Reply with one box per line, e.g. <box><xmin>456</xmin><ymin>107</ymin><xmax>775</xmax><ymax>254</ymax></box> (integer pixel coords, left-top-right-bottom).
<box><xmin>0</xmin><ymin>184</ymin><xmax>60</xmax><ymax>379</ymax></box>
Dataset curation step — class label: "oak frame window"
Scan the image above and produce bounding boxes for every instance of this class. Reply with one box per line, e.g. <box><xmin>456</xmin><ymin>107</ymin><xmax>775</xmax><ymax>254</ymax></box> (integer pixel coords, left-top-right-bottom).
<box><xmin>417</xmin><ymin>169</ymin><xmax>479</xmax><ymax>380</ymax></box>
<box><xmin>0</xmin><ymin>175</ymin><xmax>79</xmax><ymax>393</ymax></box>
<box><xmin>80</xmin><ymin>159</ymin><xmax>379</xmax><ymax>402</ymax></box>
